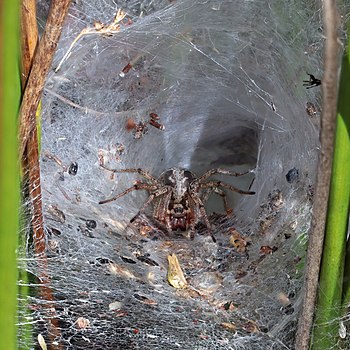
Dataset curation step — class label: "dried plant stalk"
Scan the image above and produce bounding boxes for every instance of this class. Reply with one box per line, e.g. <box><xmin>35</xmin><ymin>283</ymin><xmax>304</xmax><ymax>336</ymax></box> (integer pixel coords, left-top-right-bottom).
<box><xmin>295</xmin><ymin>0</ymin><xmax>340</xmax><ymax>348</ymax></box>
<box><xmin>19</xmin><ymin>0</ymin><xmax>71</xmax><ymax>254</ymax></box>
<box><xmin>19</xmin><ymin>2</ymin><xmax>72</xmax><ymax>349</ymax></box>
<box><xmin>55</xmin><ymin>8</ymin><xmax>126</xmax><ymax>72</ymax></box>
<box><xmin>20</xmin><ymin>0</ymin><xmax>38</xmax><ymax>87</ymax></box>
<box><xmin>19</xmin><ymin>0</ymin><xmax>72</xmax><ymax>159</ymax></box>
<box><xmin>20</xmin><ymin>0</ymin><xmax>44</xmax><ymax>254</ymax></box>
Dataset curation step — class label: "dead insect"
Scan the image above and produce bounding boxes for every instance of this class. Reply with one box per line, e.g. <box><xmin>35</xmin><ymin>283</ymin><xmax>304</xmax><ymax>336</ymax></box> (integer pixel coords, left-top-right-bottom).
<box><xmin>85</xmin><ymin>219</ymin><xmax>97</xmax><ymax>229</ymax></box>
<box><xmin>98</xmin><ymin>143</ymin><xmax>126</xmax><ymax>167</ymax></box>
<box><xmin>68</xmin><ymin>162</ymin><xmax>78</xmax><ymax>175</ymax></box>
<box><xmin>306</xmin><ymin>102</ymin><xmax>317</xmax><ymax>117</ymax></box>
<box><xmin>99</xmin><ymin>166</ymin><xmax>255</xmax><ymax>241</ymax></box>
<box><xmin>126</xmin><ymin>118</ymin><xmax>137</xmax><ymax>132</ymax></box>
<box><xmin>285</xmin><ymin>167</ymin><xmax>299</xmax><ymax>183</ymax></box>
<box><xmin>114</xmin><ymin>143</ymin><xmax>125</xmax><ymax>157</ymax></box>
<box><xmin>47</xmin><ymin>205</ymin><xmax>66</xmax><ymax>224</ymax></box>
<box><xmin>229</xmin><ymin>228</ymin><xmax>250</xmax><ymax>253</ymax></box>
<box><xmin>259</xmin><ymin>245</ymin><xmax>277</xmax><ymax>255</ymax></box>
<box><xmin>149</xmin><ymin>113</ymin><xmax>160</xmax><ymax>120</ymax></box>
<box><xmin>149</xmin><ymin>119</ymin><xmax>165</xmax><ymax>130</ymax></box>
<box><xmin>303</xmin><ymin>73</ymin><xmax>321</xmax><ymax>89</ymax></box>
<box><xmin>148</xmin><ymin>113</ymin><xmax>165</xmax><ymax>130</ymax></box>
<box><xmin>120</xmin><ymin>62</ymin><xmax>132</xmax><ymax>76</ymax></box>
<box><xmin>125</xmin><ymin>119</ymin><xmax>148</xmax><ymax>139</ymax></box>
<box><xmin>126</xmin><ymin>114</ymin><xmax>165</xmax><ymax>139</ymax></box>
<box><xmin>133</xmin><ymin>120</ymin><xmax>148</xmax><ymax>139</ymax></box>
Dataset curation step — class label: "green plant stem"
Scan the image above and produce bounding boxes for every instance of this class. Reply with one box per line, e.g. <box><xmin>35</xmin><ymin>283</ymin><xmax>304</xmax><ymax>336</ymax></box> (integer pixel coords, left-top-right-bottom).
<box><xmin>338</xmin><ymin>47</ymin><xmax>350</xmax><ymax>307</ymax></box>
<box><xmin>0</xmin><ymin>0</ymin><xmax>21</xmax><ymax>349</ymax></box>
<box><xmin>312</xmin><ymin>50</ymin><xmax>350</xmax><ymax>349</ymax></box>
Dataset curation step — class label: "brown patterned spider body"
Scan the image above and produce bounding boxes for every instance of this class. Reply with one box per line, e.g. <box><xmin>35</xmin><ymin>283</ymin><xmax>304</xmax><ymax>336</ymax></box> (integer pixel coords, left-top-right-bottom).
<box><xmin>99</xmin><ymin>166</ymin><xmax>255</xmax><ymax>240</ymax></box>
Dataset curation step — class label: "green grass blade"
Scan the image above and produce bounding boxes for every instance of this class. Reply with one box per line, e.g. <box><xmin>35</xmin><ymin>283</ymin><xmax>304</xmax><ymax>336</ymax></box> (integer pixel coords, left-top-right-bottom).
<box><xmin>311</xmin><ymin>41</ymin><xmax>350</xmax><ymax>349</ymax></box>
<box><xmin>340</xmin><ymin>43</ymin><xmax>350</xmax><ymax>308</ymax></box>
<box><xmin>0</xmin><ymin>0</ymin><xmax>21</xmax><ymax>349</ymax></box>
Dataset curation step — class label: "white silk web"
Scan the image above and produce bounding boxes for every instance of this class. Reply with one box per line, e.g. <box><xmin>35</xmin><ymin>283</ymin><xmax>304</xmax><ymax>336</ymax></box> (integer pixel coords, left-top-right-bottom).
<box><xmin>18</xmin><ymin>0</ymin><xmax>340</xmax><ymax>349</ymax></box>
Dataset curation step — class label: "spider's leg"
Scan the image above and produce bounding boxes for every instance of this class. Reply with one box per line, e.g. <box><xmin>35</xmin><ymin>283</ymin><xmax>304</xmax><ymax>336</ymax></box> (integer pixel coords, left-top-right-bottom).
<box><xmin>154</xmin><ymin>186</ymin><xmax>170</xmax><ymax>197</ymax></box>
<box><xmin>201</xmin><ymin>187</ymin><xmax>230</xmax><ymax>212</ymax></box>
<box><xmin>200</xmin><ymin>181</ymin><xmax>255</xmax><ymax>195</ymax></box>
<box><xmin>201</xmin><ymin>188</ymin><xmax>213</xmax><ymax>203</ymax></box>
<box><xmin>156</xmin><ymin>188</ymin><xmax>172</xmax><ymax>232</ymax></box>
<box><xmin>153</xmin><ymin>197</ymin><xmax>162</xmax><ymax>220</ymax></box>
<box><xmin>155</xmin><ymin>191</ymin><xmax>171</xmax><ymax>222</ymax></box>
<box><xmin>152</xmin><ymin>188</ymin><xmax>170</xmax><ymax>218</ymax></box>
<box><xmin>149</xmin><ymin>187</ymin><xmax>172</xmax><ymax>232</ymax></box>
<box><xmin>198</xmin><ymin>168</ymin><xmax>253</xmax><ymax>182</ymax></box>
<box><xmin>213</xmin><ymin>187</ymin><xmax>233</xmax><ymax>215</ymax></box>
<box><xmin>201</xmin><ymin>186</ymin><xmax>233</xmax><ymax>214</ymax></box>
<box><xmin>139</xmin><ymin>194</ymin><xmax>155</xmax><ymax>213</ymax></box>
<box><xmin>188</xmin><ymin>221</ymin><xmax>196</xmax><ymax>240</ymax></box>
<box><xmin>190</xmin><ymin>193</ymin><xmax>216</xmax><ymax>242</ymax></box>
<box><xmin>187</xmin><ymin>198</ymin><xmax>198</xmax><ymax>240</ymax></box>
<box><xmin>164</xmin><ymin>214</ymin><xmax>172</xmax><ymax>233</ymax></box>
<box><xmin>100</xmin><ymin>164</ymin><xmax>157</xmax><ymax>183</ymax></box>
<box><xmin>99</xmin><ymin>182</ymin><xmax>156</xmax><ymax>204</ymax></box>
<box><xmin>199</xmin><ymin>204</ymin><xmax>212</xmax><ymax>232</ymax></box>
<box><xmin>137</xmin><ymin>187</ymin><xmax>169</xmax><ymax>216</ymax></box>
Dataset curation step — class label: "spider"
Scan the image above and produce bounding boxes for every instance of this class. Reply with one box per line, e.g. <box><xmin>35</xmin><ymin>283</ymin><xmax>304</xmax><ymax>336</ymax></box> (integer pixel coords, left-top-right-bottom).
<box><xmin>99</xmin><ymin>165</ymin><xmax>255</xmax><ymax>241</ymax></box>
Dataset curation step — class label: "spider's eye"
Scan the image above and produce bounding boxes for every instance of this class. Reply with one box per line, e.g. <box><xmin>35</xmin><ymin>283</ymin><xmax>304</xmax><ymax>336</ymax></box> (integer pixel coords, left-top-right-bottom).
<box><xmin>163</xmin><ymin>170</ymin><xmax>175</xmax><ymax>186</ymax></box>
<box><xmin>173</xmin><ymin>205</ymin><xmax>184</xmax><ymax>213</ymax></box>
<box><xmin>183</xmin><ymin>170</ymin><xmax>194</xmax><ymax>181</ymax></box>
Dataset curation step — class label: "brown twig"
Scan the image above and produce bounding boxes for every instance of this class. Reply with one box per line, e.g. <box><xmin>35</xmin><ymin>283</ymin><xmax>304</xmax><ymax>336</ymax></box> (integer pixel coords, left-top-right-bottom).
<box><xmin>295</xmin><ymin>1</ymin><xmax>340</xmax><ymax>349</ymax></box>
<box><xmin>19</xmin><ymin>0</ymin><xmax>71</xmax><ymax>269</ymax></box>
<box><xmin>19</xmin><ymin>0</ymin><xmax>72</xmax><ymax>160</ymax></box>
<box><xmin>20</xmin><ymin>0</ymin><xmax>38</xmax><ymax>88</ymax></box>
<box><xmin>20</xmin><ymin>0</ymin><xmax>45</xmax><ymax>257</ymax></box>
<box><xmin>20</xmin><ymin>1</ymin><xmax>72</xmax><ymax>349</ymax></box>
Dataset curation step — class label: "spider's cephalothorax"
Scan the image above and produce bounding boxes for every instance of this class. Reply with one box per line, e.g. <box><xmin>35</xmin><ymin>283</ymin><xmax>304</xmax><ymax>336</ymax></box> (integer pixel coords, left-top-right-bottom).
<box><xmin>99</xmin><ymin>165</ymin><xmax>255</xmax><ymax>240</ymax></box>
<box><xmin>161</xmin><ymin>168</ymin><xmax>195</xmax><ymax>232</ymax></box>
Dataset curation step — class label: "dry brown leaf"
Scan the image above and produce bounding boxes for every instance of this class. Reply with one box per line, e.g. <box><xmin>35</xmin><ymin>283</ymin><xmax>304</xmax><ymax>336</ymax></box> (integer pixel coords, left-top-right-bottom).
<box><xmin>167</xmin><ymin>254</ymin><xmax>187</xmax><ymax>289</ymax></box>
<box><xmin>221</xmin><ymin>322</ymin><xmax>237</xmax><ymax>332</ymax></box>
<box><xmin>229</xmin><ymin>228</ymin><xmax>250</xmax><ymax>253</ymax></box>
